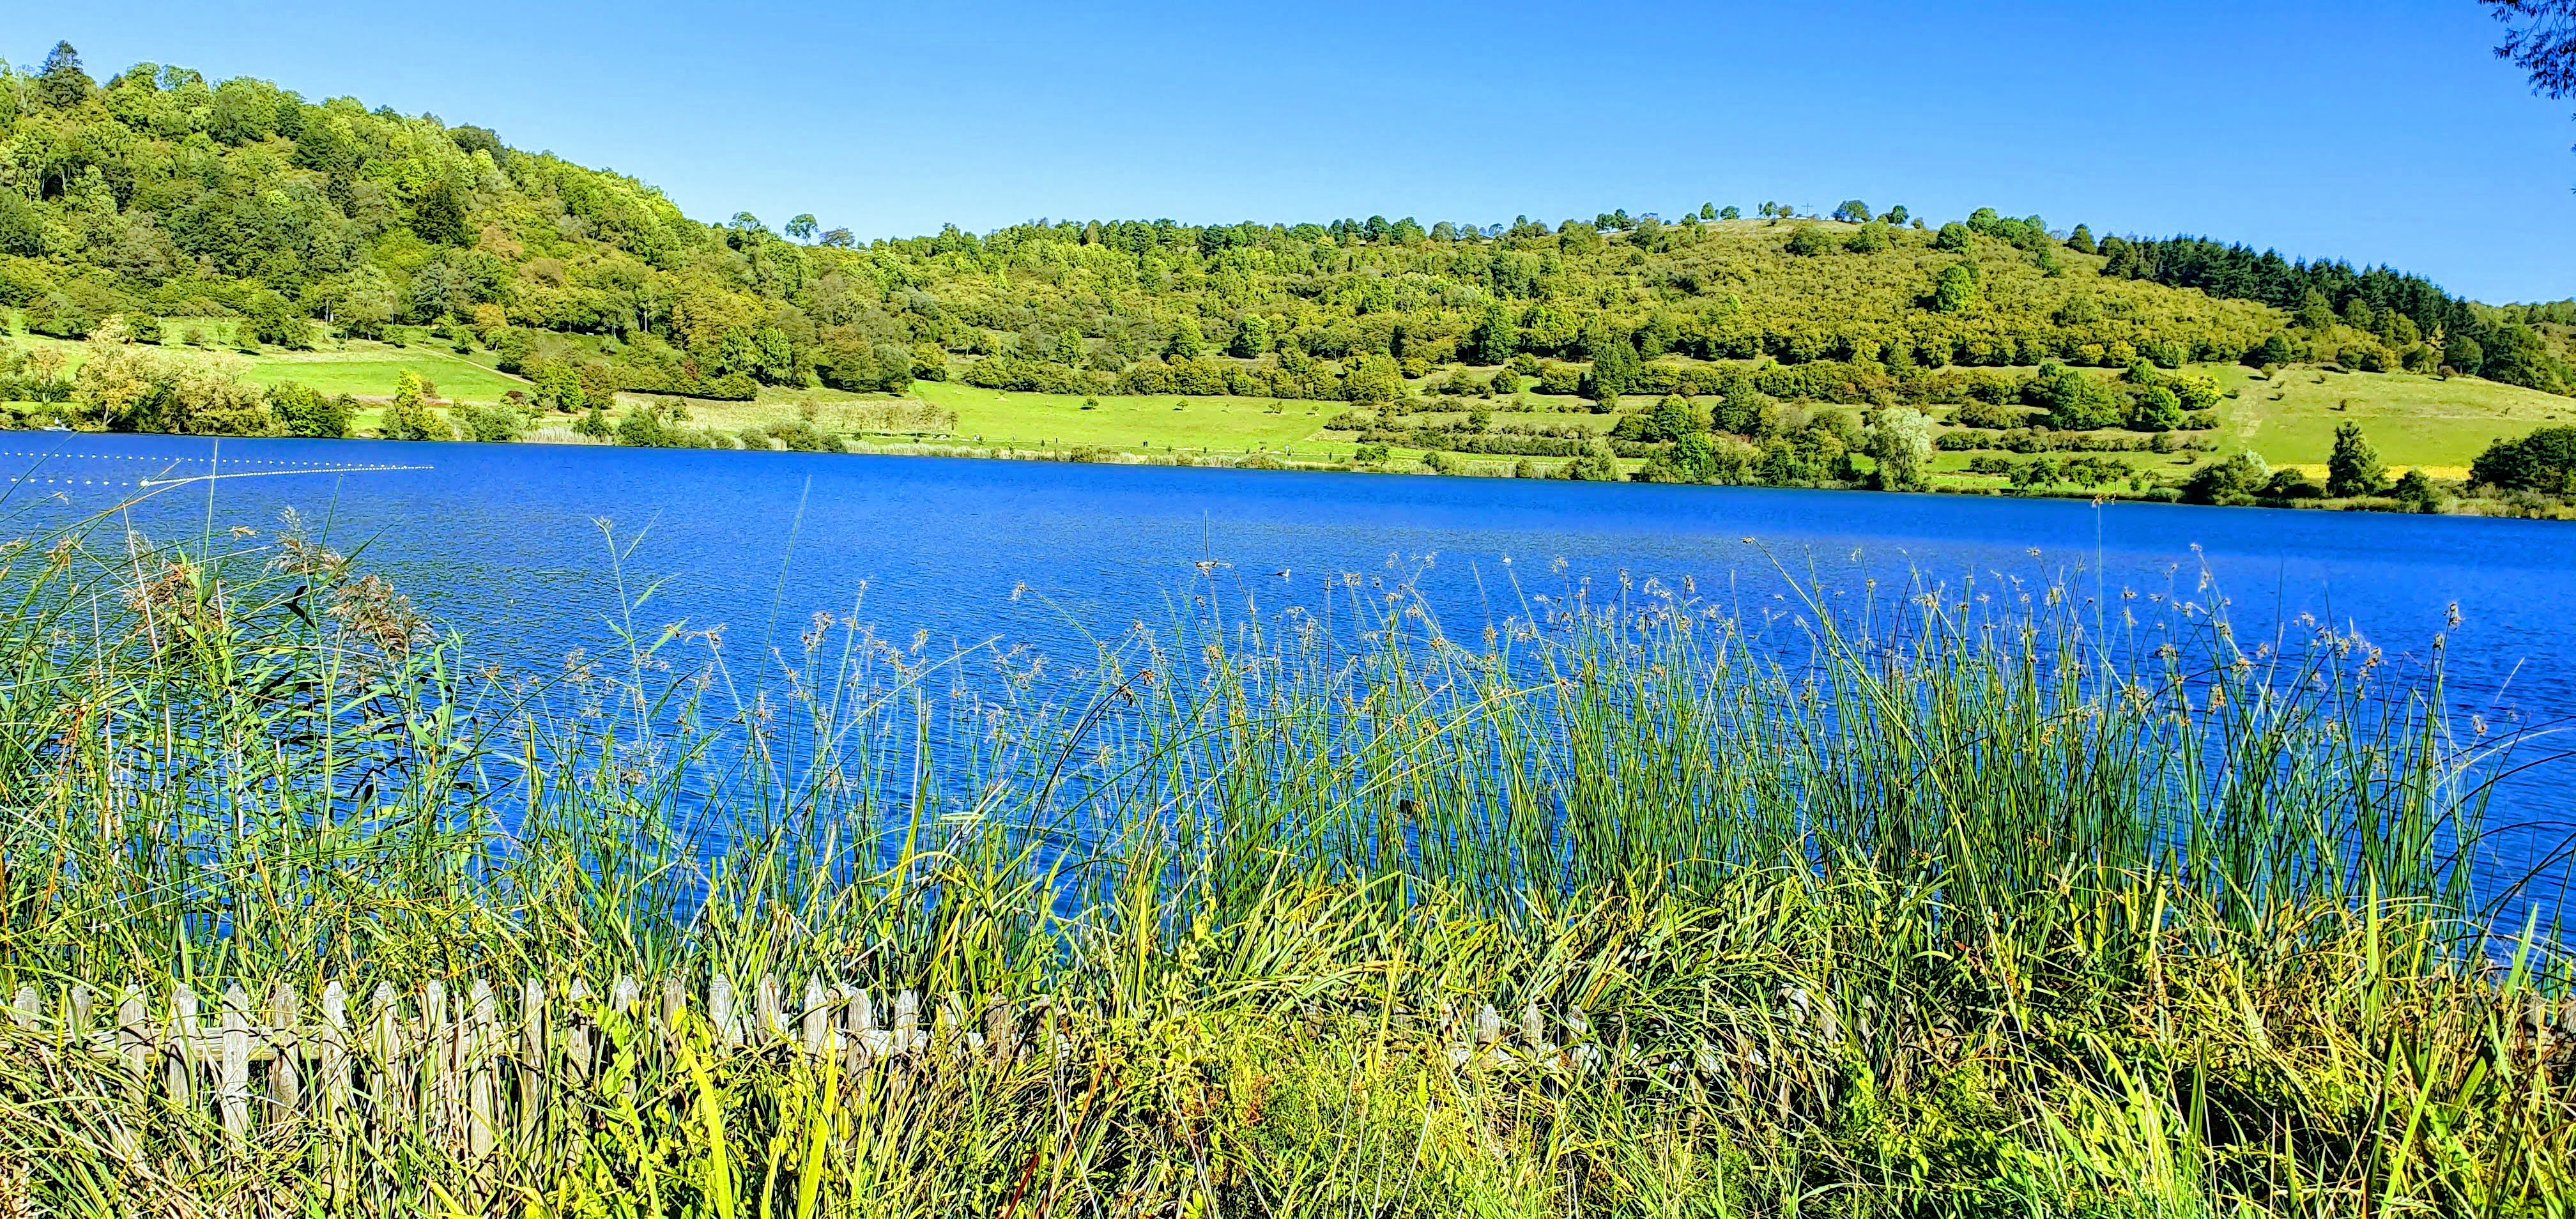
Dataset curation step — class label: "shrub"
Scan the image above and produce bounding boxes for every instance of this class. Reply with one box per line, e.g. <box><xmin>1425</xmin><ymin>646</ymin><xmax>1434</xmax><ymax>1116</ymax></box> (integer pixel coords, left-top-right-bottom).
<box><xmin>2023</xmin><ymin>362</ymin><xmax>2120</xmax><ymax>430</ymax></box>
<box><xmin>379</xmin><ymin>371</ymin><xmax>450</xmax><ymax>440</ymax></box>
<box><xmin>2124</xmin><ymin>385</ymin><xmax>2183</xmax><ymax>431</ymax></box>
<box><xmin>2183</xmin><ymin>451</ymin><xmax>2269</xmax><ymax>504</ymax></box>
<box><xmin>457</xmin><ymin>401</ymin><xmax>529</xmax><ymax>442</ymax></box>
<box><xmin>2468</xmin><ymin>424</ymin><xmax>2576</xmax><ymax>494</ymax></box>
<box><xmin>268</xmin><ymin>381</ymin><xmax>353</xmax><ymax>438</ymax></box>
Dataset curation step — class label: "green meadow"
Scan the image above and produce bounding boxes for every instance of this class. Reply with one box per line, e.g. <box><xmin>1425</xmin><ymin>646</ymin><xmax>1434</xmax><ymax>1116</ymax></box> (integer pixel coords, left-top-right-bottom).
<box><xmin>2204</xmin><ymin>362</ymin><xmax>2576</xmax><ymax>475</ymax></box>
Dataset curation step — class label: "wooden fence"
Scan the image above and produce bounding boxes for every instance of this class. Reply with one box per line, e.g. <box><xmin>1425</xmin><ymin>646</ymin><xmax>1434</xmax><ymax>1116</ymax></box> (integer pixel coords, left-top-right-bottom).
<box><xmin>2</xmin><ymin>976</ymin><xmax>1613</xmax><ymax>1149</ymax></box>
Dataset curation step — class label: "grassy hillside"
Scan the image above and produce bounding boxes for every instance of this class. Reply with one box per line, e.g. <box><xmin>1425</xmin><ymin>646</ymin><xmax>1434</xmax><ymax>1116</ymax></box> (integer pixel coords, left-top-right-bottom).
<box><xmin>2207</xmin><ymin>364</ymin><xmax>2576</xmax><ymax>475</ymax></box>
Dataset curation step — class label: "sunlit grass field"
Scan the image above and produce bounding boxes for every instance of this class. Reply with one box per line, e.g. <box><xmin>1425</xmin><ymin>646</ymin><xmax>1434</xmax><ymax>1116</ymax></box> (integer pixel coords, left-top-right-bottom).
<box><xmin>12</xmin><ymin>314</ymin><xmax>2576</xmax><ymax>486</ymax></box>
<box><xmin>2203</xmin><ymin>362</ymin><xmax>2575</xmax><ymax>476</ymax></box>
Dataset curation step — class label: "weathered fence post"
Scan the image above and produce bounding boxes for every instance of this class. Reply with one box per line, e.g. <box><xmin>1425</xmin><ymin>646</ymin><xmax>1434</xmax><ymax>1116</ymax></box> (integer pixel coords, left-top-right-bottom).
<box><xmin>519</xmin><ymin>978</ymin><xmax>546</xmax><ymax>1141</ymax></box>
<box><xmin>757</xmin><ymin>975</ymin><xmax>785</xmax><ymax>1045</ymax></box>
<box><xmin>168</xmin><ymin>983</ymin><xmax>201</xmax><ymax>1116</ymax></box>
<box><xmin>468</xmin><ymin>979</ymin><xmax>496</xmax><ymax>1164</ymax></box>
<box><xmin>562</xmin><ymin>979</ymin><xmax>592</xmax><ymax>1089</ymax></box>
<box><xmin>710</xmin><ymin>974</ymin><xmax>737</xmax><ymax>1049</ymax></box>
<box><xmin>424</xmin><ymin>980</ymin><xmax>453</xmax><ymax>1149</ymax></box>
<box><xmin>268</xmin><ymin>982</ymin><xmax>302</xmax><ymax>1116</ymax></box>
<box><xmin>320</xmin><ymin>981</ymin><xmax>351</xmax><ymax>1124</ymax></box>
<box><xmin>218</xmin><ymin>983</ymin><xmax>250</xmax><ymax>1143</ymax></box>
<box><xmin>985</xmin><ymin>997</ymin><xmax>1018</xmax><ymax>1062</ymax></box>
<box><xmin>802</xmin><ymin>977</ymin><xmax>829</xmax><ymax>1057</ymax></box>
<box><xmin>69</xmin><ymin>984</ymin><xmax>94</xmax><ymax>1045</ymax></box>
<box><xmin>370</xmin><ymin>982</ymin><xmax>404</xmax><ymax>1127</ymax></box>
<box><xmin>842</xmin><ymin>986</ymin><xmax>876</xmax><ymax>1073</ymax></box>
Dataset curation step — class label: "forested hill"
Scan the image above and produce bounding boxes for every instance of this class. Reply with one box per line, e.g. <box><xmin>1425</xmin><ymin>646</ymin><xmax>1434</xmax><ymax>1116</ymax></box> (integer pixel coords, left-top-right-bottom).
<box><xmin>4</xmin><ymin>42</ymin><xmax>2572</xmax><ymax>409</ymax></box>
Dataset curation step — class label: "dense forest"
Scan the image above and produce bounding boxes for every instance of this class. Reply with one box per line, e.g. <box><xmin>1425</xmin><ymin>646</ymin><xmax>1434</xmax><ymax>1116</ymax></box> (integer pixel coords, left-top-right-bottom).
<box><xmin>4</xmin><ymin>40</ymin><xmax>2575</xmax><ymax>511</ymax></box>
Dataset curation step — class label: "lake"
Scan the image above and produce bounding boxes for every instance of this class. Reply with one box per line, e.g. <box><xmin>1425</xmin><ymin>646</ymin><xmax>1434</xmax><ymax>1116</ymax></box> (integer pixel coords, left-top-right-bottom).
<box><xmin>5</xmin><ymin>433</ymin><xmax>2570</xmax><ymax>889</ymax></box>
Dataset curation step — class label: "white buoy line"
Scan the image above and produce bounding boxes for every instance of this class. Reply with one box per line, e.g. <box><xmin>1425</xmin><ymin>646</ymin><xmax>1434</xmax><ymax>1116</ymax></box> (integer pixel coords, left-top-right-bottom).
<box><xmin>4</xmin><ymin>465</ymin><xmax>433</xmax><ymax>491</ymax></box>
<box><xmin>0</xmin><ymin>449</ymin><xmax>419</xmax><ymax>471</ymax></box>
<box><xmin>134</xmin><ymin>465</ymin><xmax>434</xmax><ymax>488</ymax></box>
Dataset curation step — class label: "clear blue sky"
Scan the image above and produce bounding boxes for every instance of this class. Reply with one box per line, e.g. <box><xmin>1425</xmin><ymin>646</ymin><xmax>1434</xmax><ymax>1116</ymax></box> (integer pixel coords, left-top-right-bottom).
<box><xmin>5</xmin><ymin>0</ymin><xmax>2571</xmax><ymax>302</ymax></box>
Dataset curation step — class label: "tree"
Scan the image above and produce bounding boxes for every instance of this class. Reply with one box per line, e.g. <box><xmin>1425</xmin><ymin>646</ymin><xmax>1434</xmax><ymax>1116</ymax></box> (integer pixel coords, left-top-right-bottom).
<box><xmin>1933</xmin><ymin>222</ymin><xmax>1972</xmax><ymax>252</ymax></box>
<box><xmin>2483</xmin><ymin>1</ymin><xmax>2576</xmax><ymax>146</ymax></box>
<box><xmin>1784</xmin><ymin>225</ymin><xmax>1833</xmax><ymax>256</ymax></box>
<box><xmin>1562</xmin><ymin>441</ymin><xmax>1621</xmax><ymax>481</ymax></box>
<box><xmin>1584</xmin><ymin>325</ymin><xmax>1638</xmax><ymax>408</ymax></box>
<box><xmin>36</xmin><ymin>42</ymin><xmax>93</xmax><ymax>109</ymax></box>
<box><xmin>820</xmin><ymin>227</ymin><xmax>855</xmax><ymax>247</ymax></box>
<box><xmin>411</xmin><ymin>180</ymin><xmax>470</xmax><ymax>246</ymax></box>
<box><xmin>1931</xmin><ymin>262</ymin><xmax>1982</xmax><ymax>314</ymax></box>
<box><xmin>381</xmin><ymin>371</ymin><xmax>450</xmax><ymax>440</ymax></box>
<box><xmin>1644</xmin><ymin>394</ymin><xmax>1695</xmax><ymax>442</ymax></box>
<box><xmin>2326</xmin><ymin>421</ymin><xmax>2386</xmax><ymax>496</ymax></box>
<box><xmin>1867</xmin><ymin>408</ymin><xmax>1933</xmax><ymax>490</ymax></box>
<box><xmin>1718</xmin><ymin>205</ymin><xmax>1741</xmax><ymax>220</ymax></box>
<box><xmin>269</xmin><ymin>381</ymin><xmax>353</xmax><ymax>438</ymax></box>
<box><xmin>1464</xmin><ymin>308</ymin><xmax>1517</xmax><ymax>365</ymax></box>
<box><xmin>2125</xmin><ymin>385</ymin><xmax>2183</xmax><ymax>431</ymax></box>
<box><xmin>1844</xmin><ymin>220</ymin><xmax>1890</xmax><ymax>254</ymax></box>
<box><xmin>1231</xmin><ymin>314</ymin><xmax>1274</xmax><ymax>358</ymax></box>
<box><xmin>1832</xmin><ymin>200</ymin><xmax>1872</xmax><ymax>224</ymax></box>
<box><xmin>2066</xmin><ymin>224</ymin><xmax>2098</xmax><ymax>254</ymax></box>
<box><xmin>2294</xmin><ymin>289</ymin><xmax>2336</xmax><ymax>331</ymax></box>
<box><xmin>785</xmin><ymin>214</ymin><xmax>819</xmax><ymax>242</ymax></box>
<box><xmin>2024</xmin><ymin>362</ymin><xmax>2120</xmax><ymax>429</ymax></box>
<box><xmin>2184</xmin><ymin>451</ymin><xmax>2271</xmax><ymax>503</ymax></box>
<box><xmin>2470</xmin><ymin>424</ymin><xmax>2576</xmax><ymax>492</ymax></box>
<box><xmin>2391</xmin><ymin>467</ymin><xmax>2439</xmax><ymax>510</ymax></box>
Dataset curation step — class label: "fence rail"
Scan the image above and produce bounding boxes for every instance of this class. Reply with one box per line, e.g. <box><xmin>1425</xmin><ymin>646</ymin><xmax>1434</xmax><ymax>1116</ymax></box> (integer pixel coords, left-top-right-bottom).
<box><xmin>3</xmin><ymin>976</ymin><xmax>1615</xmax><ymax>1150</ymax></box>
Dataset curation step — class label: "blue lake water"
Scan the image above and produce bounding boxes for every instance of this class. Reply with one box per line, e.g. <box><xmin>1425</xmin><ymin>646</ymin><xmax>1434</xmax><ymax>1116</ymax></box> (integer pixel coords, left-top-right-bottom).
<box><xmin>4</xmin><ymin>433</ymin><xmax>2571</xmax><ymax>893</ymax></box>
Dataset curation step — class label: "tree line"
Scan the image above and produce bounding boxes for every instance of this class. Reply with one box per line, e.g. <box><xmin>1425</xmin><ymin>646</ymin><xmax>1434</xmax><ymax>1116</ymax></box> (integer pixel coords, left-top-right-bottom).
<box><xmin>4</xmin><ymin>41</ymin><xmax>2572</xmax><ymax>441</ymax></box>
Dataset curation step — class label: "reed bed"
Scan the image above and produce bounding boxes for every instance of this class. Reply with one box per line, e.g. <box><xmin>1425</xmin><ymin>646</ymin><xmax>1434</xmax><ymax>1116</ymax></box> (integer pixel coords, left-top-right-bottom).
<box><xmin>0</xmin><ymin>504</ymin><xmax>2568</xmax><ymax>1218</ymax></box>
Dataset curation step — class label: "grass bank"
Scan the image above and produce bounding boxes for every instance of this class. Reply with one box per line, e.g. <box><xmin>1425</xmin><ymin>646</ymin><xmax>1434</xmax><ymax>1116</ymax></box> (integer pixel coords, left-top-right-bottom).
<box><xmin>0</xmin><ymin>498</ymin><xmax>2569</xmax><ymax>1216</ymax></box>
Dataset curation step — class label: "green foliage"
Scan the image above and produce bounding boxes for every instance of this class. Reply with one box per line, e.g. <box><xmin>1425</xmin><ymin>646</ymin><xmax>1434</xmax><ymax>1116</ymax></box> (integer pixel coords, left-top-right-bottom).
<box><xmin>2024</xmin><ymin>361</ymin><xmax>2121</xmax><ymax>429</ymax></box>
<box><xmin>457</xmin><ymin>400</ymin><xmax>530</xmax><ymax>442</ymax></box>
<box><xmin>2326</xmin><ymin>420</ymin><xmax>2386</xmax><ymax>496</ymax></box>
<box><xmin>1867</xmin><ymin>406</ymin><xmax>1934</xmax><ymax>489</ymax></box>
<box><xmin>2469</xmin><ymin>424</ymin><xmax>2576</xmax><ymax>493</ymax></box>
<box><xmin>615</xmin><ymin>396</ymin><xmax>720</xmax><ymax>447</ymax></box>
<box><xmin>2392</xmin><ymin>466</ymin><xmax>2439</xmax><ymax>509</ymax></box>
<box><xmin>2185</xmin><ymin>450</ymin><xmax>2271</xmax><ymax>503</ymax></box>
<box><xmin>1930</xmin><ymin>261</ymin><xmax>1982</xmax><ymax>314</ymax></box>
<box><xmin>266</xmin><ymin>380</ymin><xmax>353</xmax><ymax>438</ymax></box>
<box><xmin>1783</xmin><ymin>224</ymin><xmax>1834</xmax><ymax>256</ymax></box>
<box><xmin>2125</xmin><ymin>383</ymin><xmax>2183</xmax><ymax>431</ymax></box>
<box><xmin>379</xmin><ymin>370</ymin><xmax>449</xmax><ymax>440</ymax></box>
<box><xmin>0</xmin><ymin>45</ymin><xmax>2561</xmax><ymax>473</ymax></box>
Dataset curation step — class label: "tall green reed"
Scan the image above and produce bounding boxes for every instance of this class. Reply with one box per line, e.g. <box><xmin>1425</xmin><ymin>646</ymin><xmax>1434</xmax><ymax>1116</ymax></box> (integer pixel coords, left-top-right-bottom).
<box><xmin>0</xmin><ymin>505</ymin><xmax>2565</xmax><ymax>1216</ymax></box>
